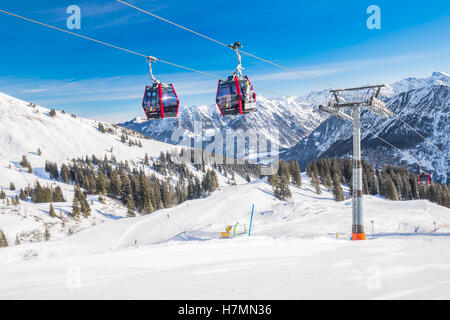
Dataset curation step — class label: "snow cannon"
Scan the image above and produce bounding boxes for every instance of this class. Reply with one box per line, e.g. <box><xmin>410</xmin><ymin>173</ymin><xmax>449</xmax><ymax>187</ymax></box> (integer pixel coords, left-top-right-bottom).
<box><xmin>220</xmin><ymin>225</ymin><xmax>233</xmax><ymax>239</ymax></box>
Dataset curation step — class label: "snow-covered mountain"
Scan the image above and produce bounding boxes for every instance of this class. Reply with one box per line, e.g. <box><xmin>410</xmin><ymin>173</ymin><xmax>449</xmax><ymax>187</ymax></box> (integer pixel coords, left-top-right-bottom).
<box><xmin>0</xmin><ymin>92</ymin><xmax>177</xmax><ymax>166</ymax></box>
<box><xmin>1</xmin><ymin>172</ymin><xmax>449</xmax><ymax>299</ymax></box>
<box><xmin>120</xmin><ymin>72</ymin><xmax>449</xmax><ymax>183</ymax></box>
<box><xmin>281</xmin><ymin>72</ymin><xmax>450</xmax><ymax>183</ymax></box>
<box><xmin>382</xmin><ymin>71</ymin><xmax>450</xmax><ymax>97</ymax></box>
<box><xmin>120</xmin><ymin>94</ymin><xmax>329</xmax><ymax>149</ymax></box>
<box><xmin>1</xmin><ymin>90</ymin><xmax>450</xmax><ymax>300</ymax></box>
<box><xmin>0</xmin><ymin>92</ymin><xmax>184</xmax><ymax>243</ymax></box>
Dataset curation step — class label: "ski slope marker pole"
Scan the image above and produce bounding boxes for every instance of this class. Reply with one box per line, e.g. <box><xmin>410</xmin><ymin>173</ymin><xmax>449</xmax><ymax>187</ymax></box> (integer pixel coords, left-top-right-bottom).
<box><xmin>248</xmin><ymin>204</ymin><xmax>255</xmax><ymax>236</ymax></box>
<box><xmin>233</xmin><ymin>222</ymin><xmax>239</xmax><ymax>237</ymax></box>
<box><xmin>371</xmin><ymin>220</ymin><xmax>374</xmax><ymax>237</ymax></box>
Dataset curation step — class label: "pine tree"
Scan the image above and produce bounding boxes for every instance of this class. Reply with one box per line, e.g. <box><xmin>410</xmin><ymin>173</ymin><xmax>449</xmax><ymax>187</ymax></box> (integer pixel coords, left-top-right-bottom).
<box><xmin>0</xmin><ymin>229</ymin><xmax>8</xmax><ymax>247</ymax></box>
<box><xmin>386</xmin><ymin>176</ymin><xmax>399</xmax><ymax>201</ymax></box>
<box><xmin>120</xmin><ymin>171</ymin><xmax>131</xmax><ymax>202</ymax></box>
<box><xmin>187</xmin><ymin>179</ymin><xmax>195</xmax><ymax>200</ymax></box>
<box><xmin>109</xmin><ymin>170</ymin><xmax>121</xmax><ymax>197</ymax></box>
<box><xmin>33</xmin><ymin>181</ymin><xmax>43</xmax><ymax>203</ymax></box>
<box><xmin>194</xmin><ymin>177</ymin><xmax>202</xmax><ymax>198</ymax></box>
<box><xmin>44</xmin><ymin>227</ymin><xmax>50</xmax><ymax>241</ymax></box>
<box><xmin>160</xmin><ymin>180</ymin><xmax>173</xmax><ymax>208</ymax></box>
<box><xmin>19</xmin><ymin>189</ymin><xmax>27</xmax><ymax>201</ymax></box>
<box><xmin>81</xmin><ymin>198</ymin><xmax>91</xmax><ymax>218</ymax></box>
<box><xmin>142</xmin><ymin>197</ymin><xmax>154</xmax><ymax>215</ymax></box>
<box><xmin>289</xmin><ymin>160</ymin><xmax>302</xmax><ymax>187</ymax></box>
<box><xmin>323</xmin><ymin>168</ymin><xmax>333</xmax><ymax>189</ymax></box>
<box><xmin>409</xmin><ymin>175</ymin><xmax>419</xmax><ymax>199</ymax></box>
<box><xmin>401</xmin><ymin>175</ymin><xmax>412</xmax><ymax>200</ymax></box>
<box><xmin>60</xmin><ymin>164</ymin><xmax>69</xmax><ymax>183</ymax></box>
<box><xmin>270</xmin><ymin>174</ymin><xmax>289</xmax><ymax>200</ymax></box>
<box><xmin>270</xmin><ymin>174</ymin><xmax>280</xmax><ymax>196</ymax></box>
<box><xmin>96</xmin><ymin>172</ymin><xmax>107</xmax><ymax>195</ymax></box>
<box><xmin>369</xmin><ymin>174</ymin><xmax>379</xmax><ymax>195</ymax></box>
<box><xmin>126</xmin><ymin>194</ymin><xmax>136</xmax><ymax>217</ymax></box>
<box><xmin>49</xmin><ymin>203</ymin><xmax>56</xmax><ymax>218</ymax></box>
<box><xmin>20</xmin><ymin>155</ymin><xmax>33</xmax><ymax>173</ymax></box>
<box><xmin>268</xmin><ymin>175</ymin><xmax>278</xmax><ymax>187</ymax></box>
<box><xmin>332</xmin><ymin>173</ymin><xmax>344</xmax><ymax>201</ymax></box>
<box><xmin>210</xmin><ymin>170</ymin><xmax>219</xmax><ymax>190</ymax></box>
<box><xmin>311</xmin><ymin>173</ymin><xmax>322</xmax><ymax>195</ymax></box>
<box><xmin>20</xmin><ymin>155</ymin><xmax>29</xmax><ymax>168</ymax></box>
<box><xmin>139</xmin><ymin>173</ymin><xmax>151</xmax><ymax>208</ymax></box>
<box><xmin>277</xmin><ymin>160</ymin><xmax>290</xmax><ymax>180</ymax></box>
<box><xmin>71</xmin><ymin>195</ymin><xmax>81</xmax><ymax>219</ymax></box>
<box><xmin>87</xmin><ymin>174</ymin><xmax>96</xmax><ymax>195</ymax></box>
<box><xmin>42</xmin><ymin>186</ymin><xmax>53</xmax><ymax>203</ymax></box>
<box><xmin>275</xmin><ymin>175</ymin><xmax>291</xmax><ymax>201</ymax></box>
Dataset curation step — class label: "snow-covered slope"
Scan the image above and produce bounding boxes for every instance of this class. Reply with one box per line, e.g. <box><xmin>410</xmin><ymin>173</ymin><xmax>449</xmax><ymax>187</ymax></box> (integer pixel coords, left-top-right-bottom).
<box><xmin>120</xmin><ymin>72</ymin><xmax>449</xmax><ymax>183</ymax></box>
<box><xmin>282</xmin><ymin>72</ymin><xmax>450</xmax><ymax>183</ymax></box>
<box><xmin>0</xmin><ymin>92</ymin><xmax>183</xmax><ymax>243</ymax></box>
<box><xmin>0</xmin><ymin>92</ymin><xmax>178</xmax><ymax>166</ymax></box>
<box><xmin>18</xmin><ymin>175</ymin><xmax>450</xmax><ymax>254</ymax></box>
<box><xmin>120</xmin><ymin>94</ymin><xmax>328</xmax><ymax>150</ymax></box>
<box><xmin>1</xmin><ymin>77</ymin><xmax>449</xmax><ymax>299</ymax></box>
<box><xmin>382</xmin><ymin>71</ymin><xmax>450</xmax><ymax>97</ymax></box>
<box><xmin>0</xmin><ymin>174</ymin><xmax>449</xmax><ymax>299</ymax></box>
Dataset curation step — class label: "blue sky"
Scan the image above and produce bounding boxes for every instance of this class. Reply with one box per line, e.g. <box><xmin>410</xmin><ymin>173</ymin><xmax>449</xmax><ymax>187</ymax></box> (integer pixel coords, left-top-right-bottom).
<box><xmin>0</xmin><ymin>0</ymin><xmax>449</xmax><ymax>122</ymax></box>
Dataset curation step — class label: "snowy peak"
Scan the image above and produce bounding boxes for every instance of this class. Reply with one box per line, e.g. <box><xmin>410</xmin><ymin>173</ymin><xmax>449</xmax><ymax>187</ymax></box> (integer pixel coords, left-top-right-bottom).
<box><xmin>382</xmin><ymin>71</ymin><xmax>450</xmax><ymax>98</ymax></box>
<box><xmin>431</xmin><ymin>71</ymin><xmax>450</xmax><ymax>78</ymax></box>
<box><xmin>120</xmin><ymin>94</ymin><xmax>328</xmax><ymax>149</ymax></box>
<box><xmin>282</xmin><ymin>74</ymin><xmax>450</xmax><ymax>183</ymax></box>
<box><xmin>0</xmin><ymin>91</ymin><xmax>178</xmax><ymax>166</ymax></box>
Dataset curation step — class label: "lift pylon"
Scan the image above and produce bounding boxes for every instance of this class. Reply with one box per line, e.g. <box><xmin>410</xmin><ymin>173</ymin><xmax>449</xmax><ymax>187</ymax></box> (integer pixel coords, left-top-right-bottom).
<box><xmin>319</xmin><ymin>85</ymin><xmax>393</xmax><ymax>240</ymax></box>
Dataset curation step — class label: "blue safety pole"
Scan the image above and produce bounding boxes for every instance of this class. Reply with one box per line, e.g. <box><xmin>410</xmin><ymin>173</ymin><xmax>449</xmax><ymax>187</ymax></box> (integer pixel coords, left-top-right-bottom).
<box><xmin>371</xmin><ymin>220</ymin><xmax>374</xmax><ymax>237</ymax></box>
<box><xmin>248</xmin><ymin>204</ymin><xmax>255</xmax><ymax>236</ymax></box>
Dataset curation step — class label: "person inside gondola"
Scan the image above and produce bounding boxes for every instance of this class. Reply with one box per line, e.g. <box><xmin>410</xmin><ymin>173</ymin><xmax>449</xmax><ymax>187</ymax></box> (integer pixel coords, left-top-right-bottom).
<box><xmin>217</xmin><ymin>84</ymin><xmax>233</xmax><ymax>109</ymax></box>
<box><xmin>143</xmin><ymin>89</ymin><xmax>160</xmax><ymax>114</ymax></box>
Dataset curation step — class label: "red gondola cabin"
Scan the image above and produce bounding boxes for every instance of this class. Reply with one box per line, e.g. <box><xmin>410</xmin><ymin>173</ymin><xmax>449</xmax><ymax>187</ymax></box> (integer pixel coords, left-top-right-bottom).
<box><xmin>142</xmin><ymin>83</ymin><xmax>179</xmax><ymax>120</ymax></box>
<box><xmin>418</xmin><ymin>173</ymin><xmax>432</xmax><ymax>186</ymax></box>
<box><xmin>216</xmin><ymin>75</ymin><xmax>256</xmax><ymax>116</ymax></box>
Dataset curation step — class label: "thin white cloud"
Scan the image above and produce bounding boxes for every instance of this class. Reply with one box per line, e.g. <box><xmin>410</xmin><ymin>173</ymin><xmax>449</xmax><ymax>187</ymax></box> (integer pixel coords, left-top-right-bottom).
<box><xmin>1</xmin><ymin>47</ymin><xmax>448</xmax><ymax>122</ymax></box>
<box><xmin>21</xmin><ymin>88</ymin><xmax>48</xmax><ymax>93</ymax></box>
<box><xmin>38</xmin><ymin>0</ymin><xmax>169</xmax><ymax>24</ymax></box>
<box><xmin>88</xmin><ymin>111</ymin><xmax>140</xmax><ymax>123</ymax></box>
<box><xmin>0</xmin><ymin>71</ymin><xmax>219</xmax><ymax>107</ymax></box>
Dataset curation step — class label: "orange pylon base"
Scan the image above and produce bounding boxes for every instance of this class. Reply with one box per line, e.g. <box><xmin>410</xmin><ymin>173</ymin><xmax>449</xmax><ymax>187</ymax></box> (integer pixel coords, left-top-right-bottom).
<box><xmin>352</xmin><ymin>233</ymin><xmax>365</xmax><ymax>240</ymax></box>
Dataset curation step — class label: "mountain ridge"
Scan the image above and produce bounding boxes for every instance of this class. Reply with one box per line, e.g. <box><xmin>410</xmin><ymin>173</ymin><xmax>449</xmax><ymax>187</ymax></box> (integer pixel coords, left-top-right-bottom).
<box><xmin>282</xmin><ymin>77</ymin><xmax>449</xmax><ymax>183</ymax></box>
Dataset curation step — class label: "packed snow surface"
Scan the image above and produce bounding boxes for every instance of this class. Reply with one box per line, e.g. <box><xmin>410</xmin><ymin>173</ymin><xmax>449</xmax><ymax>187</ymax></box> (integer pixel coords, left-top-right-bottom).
<box><xmin>0</xmin><ymin>91</ymin><xmax>184</xmax><ymax>242</ymax></box>
<box><xmin>0</xmin><ymin>89</ymin><xmax>449</xmax><ymax>299</ymax></box>
<box><xmin>1</xmin><ymin>175</ymin><xmax>449</xmax><ymax>299</ymax></box>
